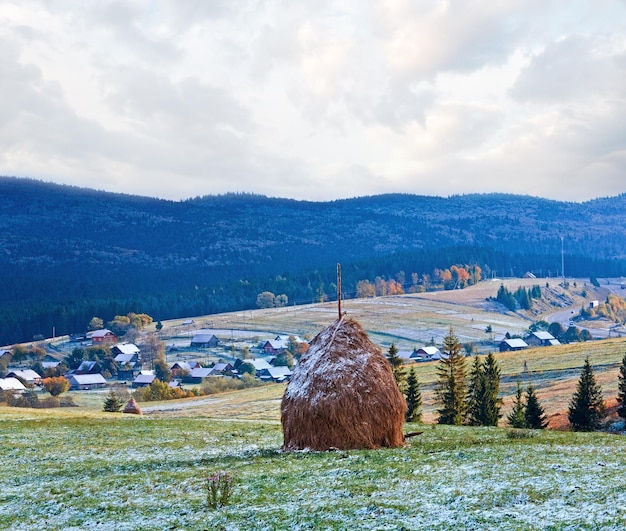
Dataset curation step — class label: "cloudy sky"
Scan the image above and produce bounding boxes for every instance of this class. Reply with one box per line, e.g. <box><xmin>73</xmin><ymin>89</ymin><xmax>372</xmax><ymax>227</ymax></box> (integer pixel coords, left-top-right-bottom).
<box><xmin>1</xmin><ymin>1</ymin><xmax>626</xmax><ymax>202</ymax></box>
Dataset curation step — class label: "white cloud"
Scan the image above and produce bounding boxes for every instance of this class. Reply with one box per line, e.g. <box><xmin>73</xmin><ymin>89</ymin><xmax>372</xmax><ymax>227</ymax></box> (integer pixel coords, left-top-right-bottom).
<box><xmin>1</xmin><ymin>0</ymin><xmax>626</xmax><ymax>201</ymax></box>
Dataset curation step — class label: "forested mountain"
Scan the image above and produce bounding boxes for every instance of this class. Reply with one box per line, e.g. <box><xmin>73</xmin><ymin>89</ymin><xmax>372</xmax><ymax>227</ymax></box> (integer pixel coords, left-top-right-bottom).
<box><xmin>2</xmin><ymin>176</ymin><xmax>626</xmax><ymax>345</ymax></box>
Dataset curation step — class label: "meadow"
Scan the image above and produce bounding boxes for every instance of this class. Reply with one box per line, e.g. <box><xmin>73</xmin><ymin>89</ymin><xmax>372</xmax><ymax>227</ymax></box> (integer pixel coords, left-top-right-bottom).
<box><xmin>3</xmin><ymin>279</ymin><xmax>626</xmax><ymax>529</ymax></box>
<box><xmin>1</xmin><ymin>405</ymin><xmax>626</xmax><ymax>531</ymax></box>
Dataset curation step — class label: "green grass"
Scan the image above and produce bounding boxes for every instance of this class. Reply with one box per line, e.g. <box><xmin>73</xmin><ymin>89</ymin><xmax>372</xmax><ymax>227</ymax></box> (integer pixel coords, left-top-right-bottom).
<box><xmin>1</xmin><ymin>407</ymin><xmax>626</xmax><ymax>530</ymax></box>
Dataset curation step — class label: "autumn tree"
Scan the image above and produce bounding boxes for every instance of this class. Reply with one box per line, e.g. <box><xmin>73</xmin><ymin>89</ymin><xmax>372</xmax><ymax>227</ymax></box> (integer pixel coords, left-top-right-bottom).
<box><xmin>153</xmin><ymin>357</ymin><xmax>172</xmax><ymax>383</ymax></box>
<box><xmin>88</xmin><ymin>317</ymin><xmax>104</xmax><ymax>331</ymax></box>
<box><xmin>356</xmin><ymin>280</ymin><xmax>376</xmax><ymax>298</ymax></box>
<box><xmin>42</xmin><ymin>376</ymin><xmax>70</xmax><ymax>397</ymax></box>
<box><xmin>435</xmin><ymin>327</ymin><xmax>467</xmax><ymax>425</ymax></box>
<box><xmin>568</xmin><ymin>357</ymin><xmax>606</xmax><ymax>431</ymax></box>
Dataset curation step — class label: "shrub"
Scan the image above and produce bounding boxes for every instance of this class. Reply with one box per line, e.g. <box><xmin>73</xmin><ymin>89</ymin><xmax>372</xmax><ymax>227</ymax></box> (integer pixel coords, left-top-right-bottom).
<box><xmin>206</xmin><ymin>471</ymin><xmax>235</xmax><ymax>509</ymax></box>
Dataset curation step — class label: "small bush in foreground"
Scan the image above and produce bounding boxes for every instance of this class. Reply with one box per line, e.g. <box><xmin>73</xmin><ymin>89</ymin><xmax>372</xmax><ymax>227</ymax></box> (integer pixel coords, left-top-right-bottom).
<box><xmin>200</xmin><ymin>374</ymin><xmax>267</xmax><ymax>396</ymax></box>
<box><xmin>206</xmin><ymin>471</ymin><xmax>235</xmax><ymax>509</ymax></box>
<box><xmin>506</xmin><ymin>428</ymin><xmax>537</xmax><ymax>440</ymax></box>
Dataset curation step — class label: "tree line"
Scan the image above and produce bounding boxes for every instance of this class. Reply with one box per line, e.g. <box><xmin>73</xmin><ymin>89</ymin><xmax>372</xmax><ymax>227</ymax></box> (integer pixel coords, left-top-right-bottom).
<box><xmin>389</xmin><ymin>327</ymin><xmax>626</xmax><ymax>432</ymax></box>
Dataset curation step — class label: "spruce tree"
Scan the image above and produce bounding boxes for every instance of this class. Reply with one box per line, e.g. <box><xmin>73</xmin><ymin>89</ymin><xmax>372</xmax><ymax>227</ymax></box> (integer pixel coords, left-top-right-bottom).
<box><xmin>617</xmin><ymin>353</ymin><xmax>626</xmax><ymax>419</ymax></box>
<box><xmin>466</xmin><ymin>355</ymin><xmax>484</xmax><ymax>426</ymax></box>
<box><xmin>568</xmin><ymin>357</ymin><xmax>606</xmax><ymax>431</ymax></box>
<box><xmin>386</xmin><ymin>342</ymin><xmax>406</xmax><ymax>391</ymax></box>
<box><xmin>435</xmin><ymin>327</ymin><xmax>467</xmax><ymax>425</ymax></box>
<box><xmin>103</xmin><ymin>389</ymin><xmax>123</xmax><ymax>412</ymax></box>
<box><xmin>466</xmin><ymin>353</ymin><xmax>502</xmax><ymax>426</ymax></box>
<box><xmin>405</xmin><ymin>368</ymin><xmax>422</xmax><ymax>423</ymax></box>
<box><xmin>524</xmin><ymin>385</ymin><xmax>547</xmax><ymax>429</ymax></box>
<box><xmin>507</xmin><ymin>381</ymin><xmax>526</xmax><ymax>428</ymax></box>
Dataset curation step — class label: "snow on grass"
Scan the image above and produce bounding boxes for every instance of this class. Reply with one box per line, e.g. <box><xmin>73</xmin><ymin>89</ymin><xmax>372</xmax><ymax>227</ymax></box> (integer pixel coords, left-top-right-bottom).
<box><xmin>1</xmin><ymin>412</ymin><xmax>626</xmax><ymax>530</ymax></box>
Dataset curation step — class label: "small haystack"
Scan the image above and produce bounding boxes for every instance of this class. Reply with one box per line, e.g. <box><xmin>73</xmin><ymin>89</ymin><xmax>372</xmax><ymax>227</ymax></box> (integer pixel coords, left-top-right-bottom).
<box><xmin>122</xmin><ymin>397</ymin><xmax>142</xmax><ymax>415</ymax></box>
<box><xmin>281</xmin><ymin>317</ymin><xmax>407</xmax><ymax>451</ymax></box>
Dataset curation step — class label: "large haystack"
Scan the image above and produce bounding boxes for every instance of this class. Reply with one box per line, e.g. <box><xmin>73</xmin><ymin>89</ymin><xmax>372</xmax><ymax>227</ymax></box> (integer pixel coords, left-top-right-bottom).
<box><xmin>281</xmin><ymin>317</ymin><xmax>406</xmax><ymax>451</ymax></box>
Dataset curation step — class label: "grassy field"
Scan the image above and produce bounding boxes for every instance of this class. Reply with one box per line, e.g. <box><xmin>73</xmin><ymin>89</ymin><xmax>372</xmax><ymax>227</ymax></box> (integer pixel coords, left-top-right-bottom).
<box><xmin>3</xmin><ymin>279</ymin><xmax>626</xmax><ymax>529</ymax></box>
<box><xmin>1</xmin><ymin>406</ymin><xmax>626</xmax><ymax>530</ymax></box>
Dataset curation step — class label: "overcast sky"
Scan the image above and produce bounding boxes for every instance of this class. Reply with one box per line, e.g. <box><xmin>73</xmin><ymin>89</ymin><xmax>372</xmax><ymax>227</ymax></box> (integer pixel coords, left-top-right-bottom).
<box><xmin>1</xmin><ymin>1</ymin><xmax>626</xmax><ymax>202</ymax></box>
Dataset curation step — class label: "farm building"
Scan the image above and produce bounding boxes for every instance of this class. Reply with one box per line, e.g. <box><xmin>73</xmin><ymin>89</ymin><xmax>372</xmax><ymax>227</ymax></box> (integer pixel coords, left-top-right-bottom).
<box><xmin>6</xmin><ymin>369</ymin><xmax>42</xmax><ymax>385</ymax></box>
<box><xmin>258</xmin><ymin>366</ymin><xmax>292</xmax><ymax>382</ymax></box>
<box><xmin>526</xmin><ymin>331</ymin><xmax>560</xmax><ymax>347</ymax></box>
<box><xmin>190</xmin><ymin>330</ymin><xmax>219</xmax><ymax>347</ymax></box>
<box><xmin>87</xmin><ymin>329</ymin><xmax>117</xmax><ymax>345</ymax></box>
<box><xmin>499</xmin><ymin>338</ymin><xmax>529</xmax><ymax>352</ymax></box>
<box><xmin>75</xmin><ymin>361</ymin><xmax>102</xmax><ymax>375</ymax></box>
<box><xmin>170</xmin><ymin>361</ymin><xmax>201</xmax><ymax>378</ymax></box>
<box><xmin>68</xmin><ymin>374</ymin><xmax>107</xmax><ymax>390</ymax></box>
<box><xmin>132</xmin><ymin>373</ymin><xmax>156</xmax><ymax>387</ymax></box>
<box><xmin>0</xmin><ymin>377</ymin><xmax>27</xmax><ymax>392</ymax></box>
<box><xmin>183</xmin><ymin>367</ymin><xmax>215</xmax><ymax>384</ymax></box>
<box><xmin>414</xmin><ymin>346</ymin><xmax>444</xmax><ymax>360</ymax></box>
<box><xmin>112</xmin><ymin>343</ymin><xmax>140</xmax><ymax>357</ymax></box>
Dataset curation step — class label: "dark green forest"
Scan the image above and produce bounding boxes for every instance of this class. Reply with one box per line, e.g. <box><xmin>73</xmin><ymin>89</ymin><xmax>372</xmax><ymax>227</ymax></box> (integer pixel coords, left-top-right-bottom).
<box><xmin>2</xmin><ymin>176</ymin><xmax>626</xmax><ymax>345</ymax></box>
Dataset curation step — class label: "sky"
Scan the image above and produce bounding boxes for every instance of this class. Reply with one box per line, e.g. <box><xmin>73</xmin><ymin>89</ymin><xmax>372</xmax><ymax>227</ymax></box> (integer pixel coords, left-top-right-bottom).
<box><xmin>1</xmin><ymin>0</ymin><xmax>626</xmax><ymax>202</ymax></box>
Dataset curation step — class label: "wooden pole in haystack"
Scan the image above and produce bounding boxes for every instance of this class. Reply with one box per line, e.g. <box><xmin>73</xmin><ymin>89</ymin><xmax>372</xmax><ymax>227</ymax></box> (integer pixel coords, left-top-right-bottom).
<box><xmin>337</xmin><ymin>263</ymin><xmax>342</xmax><ymax>319</ymax></box>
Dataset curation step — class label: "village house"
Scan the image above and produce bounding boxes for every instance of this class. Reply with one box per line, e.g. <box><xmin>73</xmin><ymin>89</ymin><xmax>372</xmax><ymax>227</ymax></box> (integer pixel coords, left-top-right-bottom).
<box><xmin>526</xmin><ymin>331</ymin><xmax>560</xmax><ymax>347</ymax></box>
<box><xmin>0</xmin><ymin>377</ymin><xmax>27</xmax><ymax>392</ymax></box>
<box><xmin>6</xmin><ymin>369</ymin><xmax>42</xmax><ymax>385</ymax></box>
<box><xmin>499</xmin><ymin>338</ymin><xmax>529</xmax><ymax>352</ymax></box>
<box><xmin>111</xmin><ymin>343</ymin><xmax>140</xmax><ymax>358</ymax></box>
<box><xmin>112</xmin><ymin>344</ymin><xmax>142</xmax><ymax>380</ymax></box>
<box><xmin>257</xmin><ymin>366</ymin><xmax>292</xmax><ymax>383</ymax></box>
<box><xmin>190</xmin><ymin>330</ymin><xmax>219</xmax><ymax>347</ymax></box>
<box><xmin>132</xmin><ymin>372</ymin><xmax>156</xmax><ymax>388</ymax></box>
<box><xmin>211</xmin><ymin>362</ymin><xmax>235</xmax><ymax>375</ymax></box>
<box><xmin>75</xmin><ymin>360</ymin><xmax>102</xmax><ymax>375</ymax></box>
<box><xmin>182</xmin><ymin>367</ymin><xmax>215</xmax><ymax>384</ymax></box>
<box><xmin>87</xmin><ymin>329</ymin><xmax>117</xmax><ymax>345</ymax></box>
<box><xmin>169</xmin><ymin>361</ymin><xmax>201</xmax><ymax>378</ymax></box>
<box><xmin>68</xmin><ymin>373</ymin><xmax>107</xmax><ymax>390</ymax></box>
<box><xmin>413</xmin><ymin>346</ymin><xmax>445</xmax><ymax>361</ymax></box>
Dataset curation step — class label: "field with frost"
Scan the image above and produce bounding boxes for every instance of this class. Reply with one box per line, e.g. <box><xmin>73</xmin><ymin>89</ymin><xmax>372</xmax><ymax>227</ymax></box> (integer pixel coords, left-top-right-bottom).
<box><xmin>2</xmin><ymin>406</ymin><xmax>626</xmax><ymax>531</ymax></box>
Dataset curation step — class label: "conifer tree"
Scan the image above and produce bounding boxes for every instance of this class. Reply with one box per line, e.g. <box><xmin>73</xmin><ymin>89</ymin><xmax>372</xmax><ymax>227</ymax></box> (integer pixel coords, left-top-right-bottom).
<box><xmin>466</xmin><ymin>353</ymin><xmax>502</xmax><ymax>426</ymax></box>
<box><xmin>405</xmin><ymin>367</ymin><xmax>422</xmax><ymax>423</ymax></box>
<box><xmin>524</xmin><ymin>385</ymin><xmax>547</xmax><ymax>429</ymax></box>
<box><xmin>386</xmin><ymin>342</ymin><xmax>406</xmax><ymax>391</ymax></box>
<box><xmin>435</xmin><ymin>327</ymin><xmax>467</xmax><ymax>425</ymax></box>
<box><xmin>507</xmin><ymin>381</ymin><xmax>526</xmax><ymax>428</ymax></box>
<box><xmin>466</xmin><ymin>355</ymin><xmax>484</xmax><ymax>426</ymax></box>
<box><xmin>103</xmin><ymin>389</ymin><xmax>123</xmax><ymax>412</ymax></box>
<box><xmin>617</xmin><ymin>353</ymin><xmax>626</xmax><ymax>419</ymax></box>
<box><xmin>568</xmin><ymin>357</ymin><xmax>606</xmax><ymax>431</ymax></box>
<box><xmin>481</xmin><ymin>352</ymin><xmax>502</xmax><ymax>426</ymax></box>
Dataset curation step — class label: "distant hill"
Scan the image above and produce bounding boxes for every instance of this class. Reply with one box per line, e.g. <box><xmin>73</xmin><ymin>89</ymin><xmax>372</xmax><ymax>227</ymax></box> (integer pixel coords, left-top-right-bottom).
<box><xmin>1</xmin><ymin>176</ymin><xmax>626</xmax><ymax>345</ymax></box>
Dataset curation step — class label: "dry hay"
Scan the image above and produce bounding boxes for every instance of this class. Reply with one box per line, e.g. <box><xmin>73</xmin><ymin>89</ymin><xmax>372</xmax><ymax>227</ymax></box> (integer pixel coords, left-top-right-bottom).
<box><xmin>281</xmin><ymin>316</ymin><xmax>407</xmax><ymax>451</ymax></box>
<box><xmin>122</xmin><ymin>397</ymin><xmax>142</xmax><ymax>415</ymax></box>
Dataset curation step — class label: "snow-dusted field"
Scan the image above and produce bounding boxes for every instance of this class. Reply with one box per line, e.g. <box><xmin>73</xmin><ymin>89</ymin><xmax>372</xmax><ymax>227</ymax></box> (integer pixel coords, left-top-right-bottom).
<box><xmin>1</xmin><ymin>409</ymin><xmax>625</xmax><ymax>530</ymax></box>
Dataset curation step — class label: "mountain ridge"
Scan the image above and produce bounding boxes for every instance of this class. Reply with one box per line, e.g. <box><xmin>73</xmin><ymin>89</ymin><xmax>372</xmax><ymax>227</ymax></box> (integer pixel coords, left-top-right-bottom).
<box><xmin>1</xmin><ymin>176</ymin><xmax>626</xmax><ymax>345</ymax></box>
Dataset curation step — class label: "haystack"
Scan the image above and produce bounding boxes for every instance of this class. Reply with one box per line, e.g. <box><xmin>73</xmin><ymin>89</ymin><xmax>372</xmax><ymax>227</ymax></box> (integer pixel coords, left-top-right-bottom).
<box><xmin>281</xmin><ymin>317</ymin><xmax>406</xmax><ymax>451</ymax></box>
<box><xmin>122</xmin><ymin>397</ymin><xmax>142</xmax><ymax>415</ymax></box>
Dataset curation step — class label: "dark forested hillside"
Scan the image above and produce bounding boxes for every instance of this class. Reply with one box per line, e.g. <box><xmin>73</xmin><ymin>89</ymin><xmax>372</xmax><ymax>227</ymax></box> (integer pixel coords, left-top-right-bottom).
<box><xmin>1</xmin><ymin>176</ymin><xmax>626</xmax><ymax>345</ymax></box>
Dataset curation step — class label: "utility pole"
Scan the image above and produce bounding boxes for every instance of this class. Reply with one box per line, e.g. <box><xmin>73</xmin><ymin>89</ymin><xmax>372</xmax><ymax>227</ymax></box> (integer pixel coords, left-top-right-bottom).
<box><xmin>337</xmin><ymin>263</ymin><xmax>342</xmax><ymax>319</ymax></box>
<box><xmin>561</xmin><ymin>235</ymin><xmax>565</xmax><ymax>282</ymax></box>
